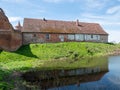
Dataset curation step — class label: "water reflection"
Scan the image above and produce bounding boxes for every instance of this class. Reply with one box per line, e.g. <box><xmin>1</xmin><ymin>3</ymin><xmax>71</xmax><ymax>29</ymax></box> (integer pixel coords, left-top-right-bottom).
<box><xmin>81</xmin><ymin>55</ymin><xmax>120</xmax><ymax>90</ymax></box>
<box><xmin>22</xmin><ymin>69</ymin><xmax>107</xmax><ymax>90</ymax></box>
<box><xmin>21</xmin><ymin>56</ymin><xmax>109</xmax><ymax>90</ymax></box>
<box><xmin>48</xmin><ymin>71</ymin><xmax>107</xmax><ymax>90</ymax></box>
<box><xmin>48</xmin><ymin>56</ymin><xmax>120</xmax><ymax>90</ymax></box>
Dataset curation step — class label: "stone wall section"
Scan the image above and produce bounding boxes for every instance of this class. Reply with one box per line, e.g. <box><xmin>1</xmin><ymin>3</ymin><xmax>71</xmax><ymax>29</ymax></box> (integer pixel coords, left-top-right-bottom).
<box><xmin>0</xmin><ymin>8</ymin><xmax>22</xmax><ymax>51</ymax></box>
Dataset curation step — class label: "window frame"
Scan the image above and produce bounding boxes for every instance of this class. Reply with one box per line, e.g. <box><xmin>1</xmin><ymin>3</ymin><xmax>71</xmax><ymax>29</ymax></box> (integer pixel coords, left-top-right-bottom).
<box><xmin>46</xmin><ymin>34</ymin><xmax>50</xmax><ymax>40</ymax></box>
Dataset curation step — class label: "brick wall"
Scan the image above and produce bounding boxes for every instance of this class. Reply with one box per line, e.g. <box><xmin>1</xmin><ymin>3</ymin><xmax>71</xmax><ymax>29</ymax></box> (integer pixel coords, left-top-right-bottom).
<box><xmin>23</xmin><ymin>33</ymin><xmax>108</xmax><ymax>45</ymax></box>
<box><xmin>0</xmin><ymin>31</ymin><xmax>11</xmax><ymax>50</ymax></box>
<box><xmin>0</xmin><ymin>30</ymin><xmax>22</xmax><ymax>51</ymax></box>
<box><xmin>0</xmin><ymin>8</ymin><xmax>22</xmax><ymax>51</ymax></box>
<box><xmin>10</xmin><ymin>30</ymin><xmax>22</xmax><ymax>51</ymax></box>
<box><xmin>23</xmin><ymin>33</ymin><xmax>70</xmax><ymax>45</ymax></box>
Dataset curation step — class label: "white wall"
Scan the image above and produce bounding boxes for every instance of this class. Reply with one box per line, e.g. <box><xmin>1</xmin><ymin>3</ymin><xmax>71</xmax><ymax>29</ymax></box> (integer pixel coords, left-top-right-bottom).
<box><xmin>68</xmin><ymin>34</ymin><xmax>100</xmax><ymax>41</ymax></box>
<box><xmin>68</xmin><ymin>34</ymin><xmax>75</xmax><ymax>40</ymax></box>
<box><xmin>75</xmin><ymin>34</ymin><xmax>84</xmax><ymax>41</ymax></box>
<box><xmin>85</xmin><ymin>34</ymin><xmax>100</xmax><ymax>40</ymax></box>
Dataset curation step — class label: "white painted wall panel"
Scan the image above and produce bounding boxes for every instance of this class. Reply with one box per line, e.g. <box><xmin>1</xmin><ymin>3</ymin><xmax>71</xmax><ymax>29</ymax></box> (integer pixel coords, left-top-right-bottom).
<box><xmin>85</xmin><ymin>34</ymin><xmax>100</xmax><ymax>41</ymax></box>
<box><xmin>75</xmin><ymin>34</ymin><xmax>84</xmax><ymax>41</ymax></box>
<box><xmin>68</xmin><ymin>34</ymin><xmax>74</xmax><ymax>40</ymax></box>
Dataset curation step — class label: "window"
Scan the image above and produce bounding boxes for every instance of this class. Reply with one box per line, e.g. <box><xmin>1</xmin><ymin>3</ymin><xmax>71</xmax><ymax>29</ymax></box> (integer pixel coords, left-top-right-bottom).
<box><xmin>46</xmin><ymin>34</ymin><xmax>50</xmax><ymax>39</ymax></box>
<box><xmin>97</xmin><ymin>35</ymin><xmax>100</xmax><ymax>40</ymax></box>
<box><xmin>91</xmin><ymin>35</ymin><xmax>93</xmax><ymax>38</ymax></box>
<box><xmin>75</xmin><ymin>34</ymin><xmax>84</xmax><ymax>41</ymax></box>
<box><xmin>68</xmin><ymin>34</ymin><xmax>75</xmax><ymax>40</ymax></box>
<box><xmin>59</xmin><ymin>35</ymin><xmax>64</xmax><ymax>41</ymax></box>
<box><xmin>33</xmin><ymin>34</ymin><xmax>36</xmax><ymax>37</ymax></box>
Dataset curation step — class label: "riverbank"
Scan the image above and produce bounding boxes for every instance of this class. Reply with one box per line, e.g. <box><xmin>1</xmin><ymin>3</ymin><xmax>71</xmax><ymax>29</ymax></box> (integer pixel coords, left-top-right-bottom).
<box><xmin>0</xmin><ymin>42</ymin><xmax>119</xmax><ymax>70</ymax></box>
<box><xmin>0</xmin><ymin>42</ymin><xmax>120</xmax><ymax>89</ymax></box>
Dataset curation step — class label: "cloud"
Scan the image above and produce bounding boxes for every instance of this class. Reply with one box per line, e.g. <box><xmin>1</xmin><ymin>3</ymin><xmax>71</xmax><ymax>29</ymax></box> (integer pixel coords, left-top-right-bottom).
<box><xmin>106</xmin><ymin>30</ymin><xmax>120</xmax><ymax>43</ymax></box>
<box><xmin>43</xmin><ymin>0</ymin><xmax>76</xmax><ymax>3</ymax></box>
<box><xmin>106</xmin><ymin>6</ymin><xmax>120</xmax><ymax>14</ymax></box>
<box><xmin>80</xmin><ymin>12</ymin><xmax>120</xmax><ymax>25</ymax></box>
<box><xmin>78</xmin><ymin>12</ymin><xmax>120</xmax><ymax>43</ymax></box>
<box><xmin>8</xmin><ymin>17</ymin><xmax>22</xmax><ymax>22</ymax></box>
<box><xmin>1</xmin><ymin>0</ymin><xmax>26</xmax><ymax>3</ymax></box>
<box><xmin>81</xmin><ymin>13</ymin><xmax>105</xmax><ymax>20</ymax></box>
<box><xmin>43</xmin><ymin>0</ymin><xmax>62</xmax><ymax>3</ymax></box>
<box><xmin>83</xmin><ymin>0</ymin><xmax>109</xmax><ymax>9</ymax></box>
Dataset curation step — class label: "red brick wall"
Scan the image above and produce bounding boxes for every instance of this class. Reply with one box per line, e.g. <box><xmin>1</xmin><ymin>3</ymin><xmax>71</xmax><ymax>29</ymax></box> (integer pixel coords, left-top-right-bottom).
<box><xmin>23</xmin><ymin>33</ymin><xmax>108</xmax><ymax>45</ymax></box>
<box><xmin>46</xmin><ymin>34</ymin><xmax>68</xmax><ymax>42</ymax></box>
<box><xmin>0</xmin><ymin>30</ymin><xmax>22</xmax><ymax>51</ymax></box>
<box><xmin>23</xmin><ymin>33</ymin><xmax>77</xmax><ymax>45</ymax></box>
<box><xmin>0</xmin><ymin>31</ymin><xmax>11</xmax><ymax>50</ymax></box>
<box><xmin>0</xmin><ymin>9</ymin><xmax>22</xmax><ymax>51</ymax></box>
<box><xmin>46</xmin><ymin>34</ymin><xmax>61</xmax><ymax>42</ymax></box>
<box><xmin>10</xmin><ymin>31</ymin><xmax>22</xmax><ymax>51</ymax></box>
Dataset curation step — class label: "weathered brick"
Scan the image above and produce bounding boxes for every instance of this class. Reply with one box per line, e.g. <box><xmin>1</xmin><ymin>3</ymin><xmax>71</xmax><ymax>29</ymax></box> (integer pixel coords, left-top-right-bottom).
<box><xmin>0</xmin><ymin>8</ymin><xmax>22</xmax><ymax>51</ymax></box>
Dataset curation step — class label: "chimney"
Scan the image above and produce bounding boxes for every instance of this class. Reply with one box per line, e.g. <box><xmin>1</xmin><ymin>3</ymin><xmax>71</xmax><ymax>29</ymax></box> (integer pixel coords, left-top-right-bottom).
<box><xmin>76</xmin><ymin>19</ymin><xmax>79</xmax><ymax>26</ymax></box>
<box><xmin>43</xmin><ymin>18</ymin><xmax>46</xmax><ymax>21</ymax></box>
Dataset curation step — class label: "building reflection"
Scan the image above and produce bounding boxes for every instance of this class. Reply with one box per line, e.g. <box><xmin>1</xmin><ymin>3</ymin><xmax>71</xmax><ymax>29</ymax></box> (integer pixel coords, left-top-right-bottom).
<box><xmin>22</xmin><ymin>66</ymin><xmax>108</xmax><ymax>90</ymax></box>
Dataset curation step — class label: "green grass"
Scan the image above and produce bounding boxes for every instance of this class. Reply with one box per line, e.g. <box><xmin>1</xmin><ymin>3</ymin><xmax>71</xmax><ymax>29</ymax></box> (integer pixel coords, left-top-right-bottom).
<box><xmin>0</xmin><ymin>42</ymin><xmax>119</xmax><ymax>69</ymax></box>
<box><xmin>0</xmin><ymin>42</ymin><xmax>119</xmax><ymax>71</ymax></box>
<box><xmin>0</xmin><ymin>42</ymin><xmax>120</xmax><ymax>89</ymax></box>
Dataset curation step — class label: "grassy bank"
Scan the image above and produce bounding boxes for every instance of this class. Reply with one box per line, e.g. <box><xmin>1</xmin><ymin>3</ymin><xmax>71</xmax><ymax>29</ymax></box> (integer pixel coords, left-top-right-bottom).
<box><xmin>0</xmin><ymin>42</ymin><xmax>120</xmax><ymax>89</ymax></box>
<box><xmin>0</xmin><ymin>42</ymin><xmax>119</xmax><ymax>70</ymax></box>
<box><xmin>0</xmin><ymin>42</ymin><xmax>120</xmax><ymax>71</ymax></box>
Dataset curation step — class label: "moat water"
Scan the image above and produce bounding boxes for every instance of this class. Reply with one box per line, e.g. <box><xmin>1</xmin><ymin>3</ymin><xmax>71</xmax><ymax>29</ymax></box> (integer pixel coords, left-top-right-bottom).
<box><xmin>21</xmin><ymin>56</ymin><xmax>120</xmax><ymax>90</ymax></box>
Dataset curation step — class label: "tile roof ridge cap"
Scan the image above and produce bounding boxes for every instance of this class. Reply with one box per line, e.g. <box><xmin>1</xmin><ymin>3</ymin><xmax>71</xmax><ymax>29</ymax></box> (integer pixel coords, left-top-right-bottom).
<box><xmin>24</xmin><ymin>18</ymin><xmax>42</xmax><ymax>20</ymax></box>
<box><xmin>24</xmin><ymin>18</ymin><xmax>75</xmax><ymax>22</ymax></box>
<box><xmin>24</xmin><ymin>18</ymin><xmax>100</xmax><ymax>25</ymax></box>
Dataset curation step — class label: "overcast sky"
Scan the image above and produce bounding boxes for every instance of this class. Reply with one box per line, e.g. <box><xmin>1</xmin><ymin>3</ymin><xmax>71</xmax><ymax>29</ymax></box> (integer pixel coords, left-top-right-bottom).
<box><xmin>0</xmin><ymin>0</ymin><xmax>120</xmax><ymax>43</ymax></box>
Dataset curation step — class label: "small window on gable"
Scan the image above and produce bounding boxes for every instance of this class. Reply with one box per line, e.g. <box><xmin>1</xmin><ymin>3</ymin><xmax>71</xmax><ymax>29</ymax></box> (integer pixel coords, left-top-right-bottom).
<box><xmin>46</xmin><ymin>34</ymin><xmax>50</xmax><ymax>39</ymax></box>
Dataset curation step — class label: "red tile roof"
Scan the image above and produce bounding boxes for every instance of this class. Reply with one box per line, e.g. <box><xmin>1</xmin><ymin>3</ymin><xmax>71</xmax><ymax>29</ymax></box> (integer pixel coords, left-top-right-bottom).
<box><xmin>22</xmin><ymin>18</ymin><xmax>108</xmax><ymax>35</ymax></box>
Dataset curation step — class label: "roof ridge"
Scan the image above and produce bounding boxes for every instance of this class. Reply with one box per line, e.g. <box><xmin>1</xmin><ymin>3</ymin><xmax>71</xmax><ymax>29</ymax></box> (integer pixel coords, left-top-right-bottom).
<box><xmin>24</xmin><ymin>18</ymin><xmax>99</xmax><ymax>24</ymax></box>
